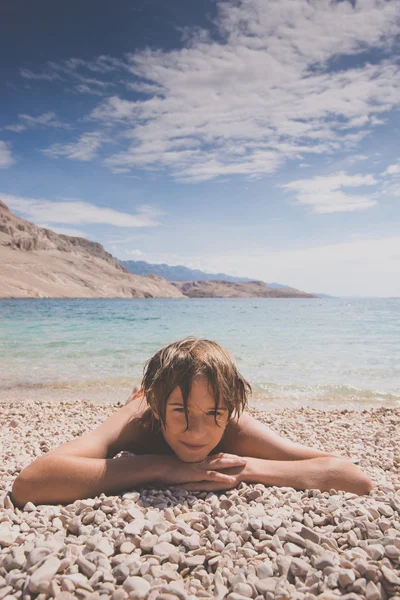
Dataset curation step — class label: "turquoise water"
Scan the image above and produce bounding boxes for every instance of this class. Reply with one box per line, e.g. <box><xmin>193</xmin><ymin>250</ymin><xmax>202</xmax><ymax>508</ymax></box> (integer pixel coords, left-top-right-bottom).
<box><xmin>1</xmin><ymin>298</ymin><xmax>399</xmax><ymax>408</ymax></box>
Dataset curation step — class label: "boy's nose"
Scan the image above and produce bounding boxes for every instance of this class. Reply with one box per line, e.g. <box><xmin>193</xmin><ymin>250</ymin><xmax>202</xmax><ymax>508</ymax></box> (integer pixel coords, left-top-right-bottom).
<box><xmin>184</xmin><ymin>414</ymin><xmax>206</xmax><ymax>435</ymax></box>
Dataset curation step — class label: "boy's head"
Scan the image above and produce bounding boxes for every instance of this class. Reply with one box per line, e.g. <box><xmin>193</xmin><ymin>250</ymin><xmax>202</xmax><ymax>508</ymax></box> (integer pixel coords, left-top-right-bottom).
<box><xmin>141</xmin><ymin>337</ymin><xmax>251</xmax><ymax>461</ymax></box>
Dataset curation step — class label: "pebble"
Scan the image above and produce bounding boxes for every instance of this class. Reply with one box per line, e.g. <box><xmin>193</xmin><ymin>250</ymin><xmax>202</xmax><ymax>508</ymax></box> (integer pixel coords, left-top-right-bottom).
<box><xmin>153</xmin><ymin>542</ymin><xmax>177</xmax><ymax>560</ymax></box>
<box><xmin>377</xmin><ymin>503</ymin><xmax>394</xmax><ymax>518</ymax></box>
<box><xmin>313</xmin><ymin>552</ymin><xmax>339</xmax><ymax>570</ymax></box>
<box><xmin>365</xmin><ymin>545</ymin><xmax>385</xmax><ymax>560</ymax></box>
<box><xmin>352</xmin><ymin>578</ymin><xmax>367</xmax><ymax>595</ymax></box>
<box><xmin>124</xmin><ymin>519</ymin><xmax>147</xmax><ymax>536</ymax></box>
<box><xmin>257</xmin><ymin>563</ymin><xmax>274</xmax><ymax>579</ymax></box>
<box><xmin>96</xmin><ymin>539</ymin><xmax>114</xmax><ymax>557</ymax></box>
<box><xmin>28</xmin><ymin>557</ymin><xmax>61</xmax><ymax>593</ymax></box>
<box><xmin>284</xmin><ymin>542</ymin><xmax>303</xmax><ymax>556</ymax></box>
<box><xmin>338</xmin><ymin>569</ymin><xmax>356</xmax><ymax>587</ymax></box>
<box><xmin>184</xmin><ymin>555</ymin><xmax>206</xmax><ymax>567</ymax></box>
<box><xmin>290</xmin><ymin>557</ymin><xmax>311</xmax><ymax>578</ymax></box>
<box><xmin>365</xmin><ymin>581</ymin><xmax>381</xmax><ymax>600</ymax></box>
<box><xmin>384</xmin><ymin>544</ymin><xmax>399</xmax><ymax>559</ymax></box>
<box><xmin>123</xmin><ymin>577</ymin><xmax>151</xmax><ymax>598</ymax></box>
<box><xmin>381</xmin><ymin>565</ymin><xmax>400</xmax><ymax>585</ymax></box>
<box><xmin>255</xmin><ymin>578</ymin><xmax>277</xmax><ymax>594</ymax></box>
<box><xmin>0</xmin><ymin>530</ymin><xmax>18</xmax><ymax>547</ymax></box>
<box><xmin>232</xmin><ymin>583</ymin><xmax>253</xmax><ymax>597</ymax></box>
<box><xmin>120</xmin><ymin>541</ymin><xmax>136</xmax><ymax>554</ymax></box>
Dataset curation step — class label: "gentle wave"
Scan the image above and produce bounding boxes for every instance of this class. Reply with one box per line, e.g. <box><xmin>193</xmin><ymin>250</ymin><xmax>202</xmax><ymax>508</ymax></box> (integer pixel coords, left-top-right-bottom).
<box><xmin>1</xmin><ymin>297</ymin><xmax>400</xmax><ymax>409</ymax></box>
<box><xmin>2</xmin><ymin>377</ymin><xmax>399</xmax><ymax>410</ymax></box>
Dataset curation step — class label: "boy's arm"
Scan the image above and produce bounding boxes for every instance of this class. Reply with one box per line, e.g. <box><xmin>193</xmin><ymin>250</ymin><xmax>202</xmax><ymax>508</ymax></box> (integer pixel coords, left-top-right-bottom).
<box><xmin>216</xmin><ymin>412</ymin><xmax>373</xmax><ymax>495</ymax></box>
<box><xmin>224</xmin><ymin>412</ymin><xmax>338</xmax><ymax>460</ymax></box>
<box><xmin>11</xmin><ymin>454</ymin><xmax>164</xmax><ymax>507</ymax></box>
<box><xmin>11</xmin><ymin>398</ymin><xmax>158</xmax><ymax>506</ymax></box>
<box><xmin>240</xmin><ymin>455</ymin><xmax>373</xmax><ymax>495</ymax></box>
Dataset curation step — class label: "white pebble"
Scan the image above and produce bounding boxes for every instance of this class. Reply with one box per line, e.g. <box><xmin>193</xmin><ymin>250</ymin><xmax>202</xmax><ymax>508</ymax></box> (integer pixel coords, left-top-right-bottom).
<box><xmin>124</xmin><ymin>519</ymin><xmax>147</xmax><ymax>536</ymax></box>
<box><xmin>28</xmin><ymin>557</ymin><xmax>61</xmax><ymax>593</ymax></box>
<box><xmin>123</xmin><ymin>576</ymin><xmax>151</xmax><ymax>599</ymax></box>
<box><xmin>153</xmin><ymin>542</ymin><xmax>177</xmax><ymax>559</ymax></box>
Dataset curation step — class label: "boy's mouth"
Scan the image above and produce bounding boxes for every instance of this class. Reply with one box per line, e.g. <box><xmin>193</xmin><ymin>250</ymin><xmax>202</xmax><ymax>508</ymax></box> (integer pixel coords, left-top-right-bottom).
<box><xmin>180</xmin><ymin>441</ymin><xmax>207</xmax><ymax>450</ymax></box>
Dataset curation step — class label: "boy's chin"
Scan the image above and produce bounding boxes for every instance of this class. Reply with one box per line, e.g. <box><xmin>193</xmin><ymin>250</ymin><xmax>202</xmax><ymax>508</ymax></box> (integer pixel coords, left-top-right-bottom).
<box><xmin>174</xmin><ymin>449</ymin><xmax>209</xmax><ymax>463</ymax></box>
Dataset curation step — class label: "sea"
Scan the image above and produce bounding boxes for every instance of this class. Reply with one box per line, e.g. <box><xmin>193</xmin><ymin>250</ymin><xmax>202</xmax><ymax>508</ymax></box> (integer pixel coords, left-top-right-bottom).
<box><xmin>1</xmin><ymin>298</ymin><xmax>399</xmax><ymax>410</ymax></box>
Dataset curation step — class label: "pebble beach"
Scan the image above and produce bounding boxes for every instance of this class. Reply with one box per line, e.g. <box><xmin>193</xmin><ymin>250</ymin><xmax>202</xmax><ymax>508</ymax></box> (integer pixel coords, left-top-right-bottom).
<box><xmin>1</xmin><ymin>400</ymin><xmax>400</xmax><ymax>600</ymax></box>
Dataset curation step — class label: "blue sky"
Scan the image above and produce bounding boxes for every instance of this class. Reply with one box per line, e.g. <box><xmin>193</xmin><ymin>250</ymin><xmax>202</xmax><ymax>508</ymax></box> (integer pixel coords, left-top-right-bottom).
<box><xmin>1</xmin><ymin>0</ymin><xmax>400</xmax><ymax>296</ymax></box>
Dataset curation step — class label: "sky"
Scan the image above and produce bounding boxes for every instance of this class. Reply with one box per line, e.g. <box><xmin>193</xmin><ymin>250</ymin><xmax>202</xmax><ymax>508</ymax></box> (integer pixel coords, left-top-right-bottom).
<box><xmin>1</xmin><ymin>0</ymin><xmax>400</xmax><ymax>297</ymax></box>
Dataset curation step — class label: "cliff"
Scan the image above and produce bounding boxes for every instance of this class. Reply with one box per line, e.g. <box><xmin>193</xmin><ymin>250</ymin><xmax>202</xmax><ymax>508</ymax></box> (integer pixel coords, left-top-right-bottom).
<box><xmin>0</xmin><ymin>200</ymin><xmax>184</xmax><ymax>298</ymax></box>
<box><xmin>172</xmin><ymin>280</ymin><xmax>316</xmax><ymax>298</ymax></box>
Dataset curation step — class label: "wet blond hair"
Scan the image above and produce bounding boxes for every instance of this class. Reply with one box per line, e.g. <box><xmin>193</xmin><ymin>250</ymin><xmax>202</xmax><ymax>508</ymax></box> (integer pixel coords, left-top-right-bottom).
<box><xmin>141</xmin><ymin>337</ymin><xmax>251</xmax><ymax>429</ymax></box>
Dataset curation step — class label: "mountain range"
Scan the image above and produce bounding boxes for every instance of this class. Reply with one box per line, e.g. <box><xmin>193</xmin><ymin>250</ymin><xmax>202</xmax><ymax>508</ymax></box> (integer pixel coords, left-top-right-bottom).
<box><xmin>121</xmin><ymin>260</ymin><xmax>295</xmax><ymax>290</ymax></box>
<box><xmin>0</xmin><ymin>200</ymin><xmax>315</xmax><ymax>299</ymax></box>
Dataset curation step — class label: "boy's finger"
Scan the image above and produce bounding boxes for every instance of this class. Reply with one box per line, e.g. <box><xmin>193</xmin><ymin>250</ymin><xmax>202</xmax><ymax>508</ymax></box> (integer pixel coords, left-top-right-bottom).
<box><xmin>206</xmin><ymin>470</ymin><xmax>236</xmax><ymax>483</ymax></box>
<box><xmin>207</xmin><ymin>457</ymin><xmax>247</xmax><ymax>469</ymax></box>
<box><xmin>208</xmin><ymin>453</ymin><xmax>244</xmax><ymax>462</ymax></box>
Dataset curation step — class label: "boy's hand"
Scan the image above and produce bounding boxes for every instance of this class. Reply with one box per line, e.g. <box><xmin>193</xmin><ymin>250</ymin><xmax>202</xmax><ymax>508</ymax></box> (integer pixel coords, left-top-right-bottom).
<box><xmin>173</xmin><ymin>468</ymin><xmax>244</xmax><ymax>492</ymax></box>
<box><xmin>157</xmin><ymin>453</ymin><xmax>247</xmax><ymax>487</ymax></box>
<box><xmin>169</xmin><ymin>456</ymin><xmax>252</xmax><ymax>492</ymax></box>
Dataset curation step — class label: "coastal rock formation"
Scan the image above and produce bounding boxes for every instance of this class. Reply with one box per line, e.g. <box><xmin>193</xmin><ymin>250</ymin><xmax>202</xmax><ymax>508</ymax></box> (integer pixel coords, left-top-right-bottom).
<box><xmin>0</xmin><ymin>200</ymin><xmax>184</xmax><ymax>298</ymax></box>
<box><xmin>172</xmin><ymin>279</ymin><xmax>315</xmax><ymax>298</ymax></box>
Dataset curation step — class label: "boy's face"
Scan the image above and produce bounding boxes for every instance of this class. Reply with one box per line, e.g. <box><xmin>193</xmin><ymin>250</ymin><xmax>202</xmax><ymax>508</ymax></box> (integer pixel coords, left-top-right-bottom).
<box><xmin>154</xmin><ymin>375</ymin><xmax>229</xmax><ymax>462</ymax></box>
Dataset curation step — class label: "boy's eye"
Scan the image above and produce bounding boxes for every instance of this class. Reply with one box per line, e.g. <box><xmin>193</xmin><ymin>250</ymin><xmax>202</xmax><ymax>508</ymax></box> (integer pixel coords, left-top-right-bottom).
<box><xmin>172</xmin><ymin>408</ymin><xmax>223</xmax><ymax>417</ymax></box>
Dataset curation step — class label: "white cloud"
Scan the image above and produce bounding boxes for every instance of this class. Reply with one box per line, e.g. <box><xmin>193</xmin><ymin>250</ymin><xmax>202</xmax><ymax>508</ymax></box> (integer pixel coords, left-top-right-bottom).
<box><xmin>4</xmin><ymin>124</ymin><xmax>27</xmax><ymax>133</ymax></box>
<box><xmin>74</xmin><ymin>84</ymin><xmax>105</xmax><ymax>96</ymax></box>
<box><xmin>127</xmin><ymin>249</ymin><xmax>143</xmax><ymax>257</ymax></box>
<box><xmin>20</xmin><ymin>68</ymin><xmax>61</xmax><ymax>81</ymax></box>
<box><xmin>345</xmin><ymin>154</ymin><xmax>369</xmax><ymax>165</ymax></box>
<box><xmin>89</xmin><ymin>0</ymin><xmax>400</xmax><ymax>180</ymax></box>
<box><xmin>384</xmin><ymin>163</ymin><xmax>400</xmax><ymax>175</ymax></box>
<box><xmin>64</xmin><ymin>56</ymin><xmax>127</xmax><ymax>74</ymax></box>
<box><xmin>20</xmin><ymin>112</ymin><xmax>66</xmax><ymax>128</ymax></box>
<box><xmin>43</xmin><ymin>132</ymin><xmax>104</xmax><ymax>161</ymax></box>
<box><xmin>4</xmin><ymin>112</ymin><xmax>68</xmax><ymax>133</ymax></box>
<box><xmin>18</xmin><ymin>0</ymin><xmax>400</xmax><ymax>182</ymax></box>
<box><xmin>0</xmin><ymin>141</ymin><xmax>15</xmax><ymax>168</ymax></box>
<box><xmin>0</xmin><ymin>193</ymin><xmax>163</xmax><ymax>227</ymax></box>
<box><xmin>21</xmin><ymin>60</ymin><xmax>118</xmax><ymax>96</ymax></box>
<box><xmin>282</xmin><ymin>171</ymin><xmax>378</xmax><ymax>213</ymax></box>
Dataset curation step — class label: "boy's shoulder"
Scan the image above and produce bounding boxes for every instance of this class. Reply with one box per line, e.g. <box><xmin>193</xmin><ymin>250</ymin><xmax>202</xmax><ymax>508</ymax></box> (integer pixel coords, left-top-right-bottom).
<box><xmin>120</xmin><ymin>395</ymin><xmax>173</xmax><ymax>456</ymax></box>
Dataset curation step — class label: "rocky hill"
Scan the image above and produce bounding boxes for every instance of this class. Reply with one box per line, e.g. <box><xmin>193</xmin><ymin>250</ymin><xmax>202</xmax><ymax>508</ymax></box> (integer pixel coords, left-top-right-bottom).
<box><xmin>0</xmin><ymin>201</ymin><xmax>183</xmax><ymax>298</ymax></box>
<box><xmin>172</xmin><ymin>280</ymin><xmax>315</xmax><ymax>298</ymax></box>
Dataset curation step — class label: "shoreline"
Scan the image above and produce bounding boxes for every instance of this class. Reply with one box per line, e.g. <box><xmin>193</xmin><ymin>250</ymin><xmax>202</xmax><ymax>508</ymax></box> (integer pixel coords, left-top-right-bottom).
<box><xmin>2</xmin><ymin>377</ymin><xmax>400</xmax><ymax>411</ymax></box>
<box><xmin>1</xmin><ymin>400</ymin><xmax>400</xmax><ymax>599</ymax></box>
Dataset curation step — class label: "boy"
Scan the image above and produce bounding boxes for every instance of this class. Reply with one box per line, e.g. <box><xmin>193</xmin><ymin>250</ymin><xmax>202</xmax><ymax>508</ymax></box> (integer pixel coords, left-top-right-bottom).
<box><xmin>12</xmin><ymin>338</ymin><xmax>373</xmax><ymax>506</ymax></box>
